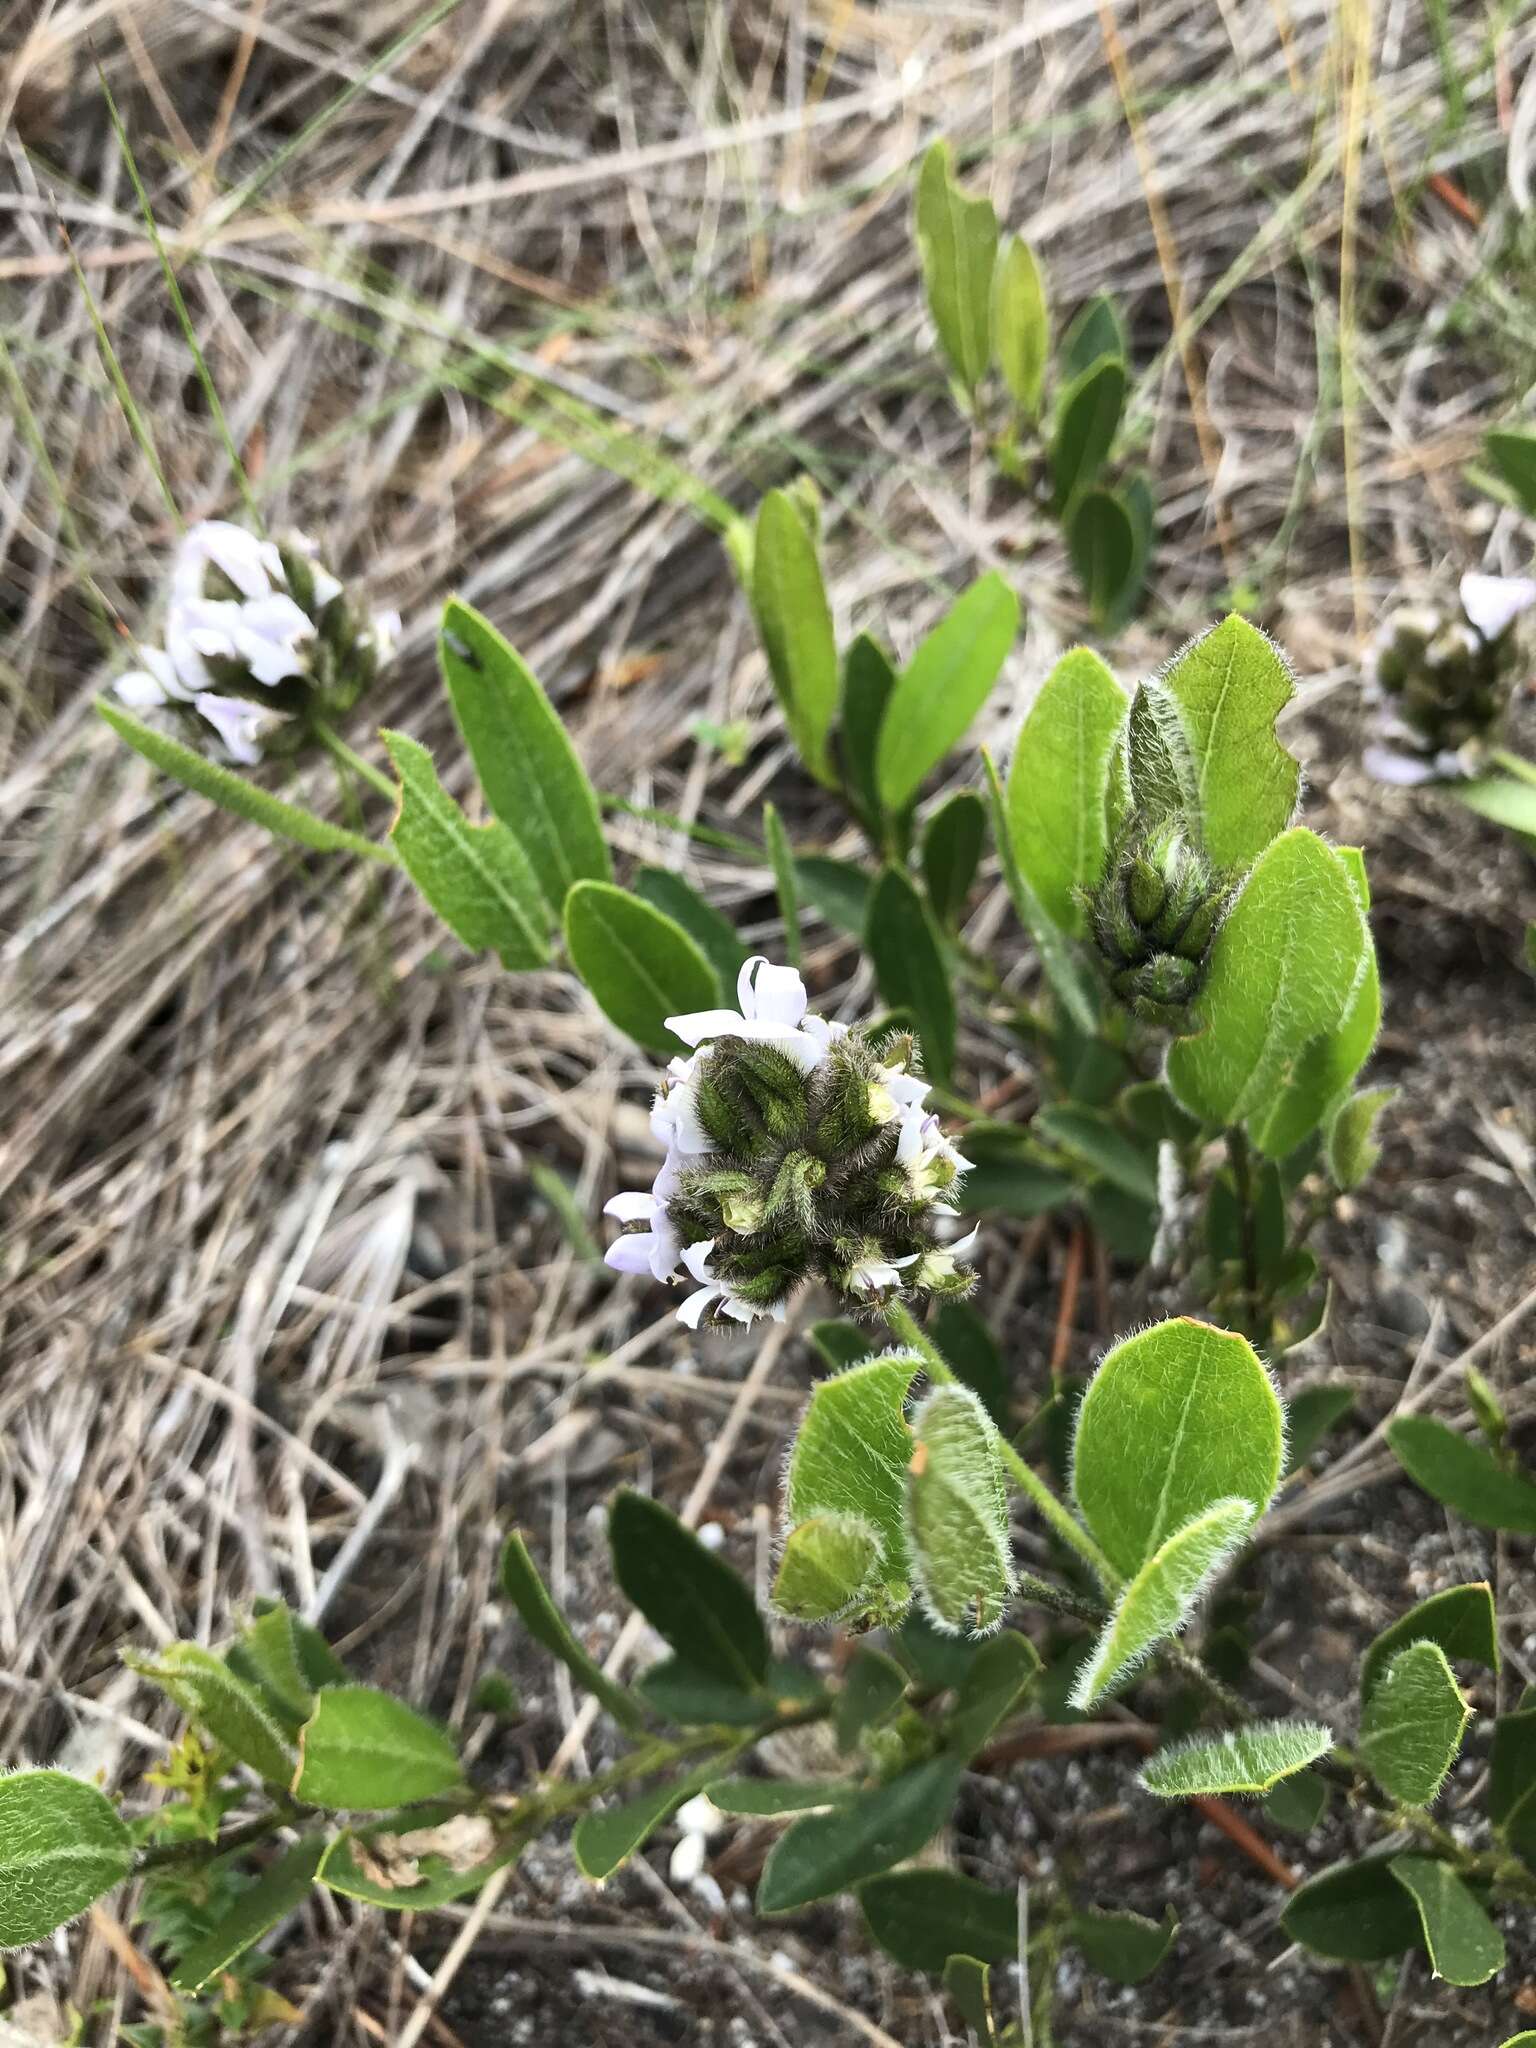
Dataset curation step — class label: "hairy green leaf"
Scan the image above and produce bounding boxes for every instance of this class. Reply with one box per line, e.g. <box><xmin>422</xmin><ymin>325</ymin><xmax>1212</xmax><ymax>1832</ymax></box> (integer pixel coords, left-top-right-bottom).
<box><xmin>1138</xmin><ymin>1720</ymin><xmax>1333</xmax><ymax>1799</ymax></box>
<box><xmin>1361</xmin><ymin>1584</ymin><xmax>1498</xmax><ymax>1706</ymax></box>
<box><xmin>784</xmin><ymin>1353</ymin><xmax>923</xmax><ymax>1568</ymax></box>
<box><xmin>0</xmin><ymin>1772</ymin><xmax>133</xmax><ymax>1950</ymax></box>
<box><xmin>1360</xmin><ymin>1642</ymin><xmax>1471</xmax><ymax>1807</ymax></box>
<box><xmin>129</xmin><ymin>1644</ymin><xmax>296</xmax><ymax>1785</ymax></box>
<box><xmin>983</xmin><ymin>750</ymin><xmax>1099</xmax><ymax>1035</ymax></box>
<box><xmin>1006</xmin><ymin>646</ymin><xmax>1128</xmax><ymax>936</ymax></box>
<box><xmin>904</xmin><ymin>1386</ymin><xmax>1015</xmax><ymax>1637</ymax></box>
<box><xmin>772</xmin><ymin>1513</ymin><xmax>884</xmax><ymax>1624</ymax></box>
<box><xmin>1148</xmin><ymin>615</ymin><xmax>1300</xmax><ymax>867</ymax></box>
<box><xmin>294</xmin><ymin>1686</ymin><xmax>463</xmax><ymax>1812</ymax></box>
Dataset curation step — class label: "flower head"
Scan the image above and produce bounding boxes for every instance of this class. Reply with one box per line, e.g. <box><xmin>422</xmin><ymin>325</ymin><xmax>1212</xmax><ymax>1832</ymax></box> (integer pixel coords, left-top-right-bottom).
<box><xmin>1088</xmin><ymin>821</ymin><xmax>1231</xmax><ymax>1029</ymax></box>
<box><xmin>603</xmin><ymin>959</ymin><xmax>978</xmax><ymax>1328</ymax></box>
<box><xmin>115</xmin><ymin>520</ymin><xmax>399</xmax><ymax>764</ymax></box>
<box><xmin>1363</xmin><ymin>572</ymin><xmax>1536</xmax><ymax>782</ymax></box>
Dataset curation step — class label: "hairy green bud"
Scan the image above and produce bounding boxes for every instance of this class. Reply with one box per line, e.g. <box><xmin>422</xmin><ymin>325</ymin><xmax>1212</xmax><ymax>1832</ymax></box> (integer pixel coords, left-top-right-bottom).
<box><xmin>1088</xmin><ymin>822</ymin><xmax>1230</xmax><ymax>1029</ymax></box>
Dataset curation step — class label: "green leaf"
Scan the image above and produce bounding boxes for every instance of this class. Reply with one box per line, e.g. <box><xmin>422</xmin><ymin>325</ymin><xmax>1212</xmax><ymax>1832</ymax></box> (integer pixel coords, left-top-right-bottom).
<box><xmin>225</xmin><ymin>1606</ymin><xmax>319</xmax><ymax>1730</ymax></box>
<box><xmin>1146</xmin><ymin>615</ymin><xmax>1301</xmax><ymax>868</ymax></box>
<box><xmin>564</xmin><ymin>880</ymin><xmax>719</xmax><ymax>1055</ymax></box>
<box><xmin>958</xmin><ymin>1154</ymin><xmax>1075</xmax><ymax>1220</ymax></box>
<box><xmin>834</xmin><ymin>1648</ymin><xmax>909</xmax><ymax>1755</ymax></box>
<box><xmin>1060</xmin><ymin>295</ymin><xmax>1127</xmax><ymax>380</ymax></box>
<box><xmin>922</xmin><ymin>790</ymin><xmax>987</xmax><ymax>927</ymax></box>
<box><xmin>381</xmin><ymin>731</ymin><xmax>550</xmax><ymax>969</ymax></box>
<box><xmin>1050</xmin><ymin>356</ymin><xmax>1125</xmax><ymax>507</ymax></box>
<box><xmin>763</xmin><ymin>802</ymin><xmax>802</xmax><ymax>967</ymax></box>
<box><xmin>1283</xmin><ymin>1384</ymin><xmax>1353</xmax><ymax>1475</ymax></box>
<box><xmin>914</xmin><ymin>141</ymin><xmax>998</xmax><ymax>393</ymax></box>
<box><xmin>1072</xmin><ymin>1318</ymin><xmax>1283</xmax><ymax>1578</ymax></box>
<box><xmin>1326</xmin><ymin>1085</ymin><xmax>1396</xmax><ymax>1190</ymax></box>
<box><xmin>904</xmin><ymin>1385</ymin><xmax>1015</xmax><ymax>1637</ymax></box>
<box><xmin>859</xmin><ymin>1870</ymin><xmax>1016</xmax><ymax>1975</ymax></box>
<box><xmin>1485</xmin><ymin>425</ymin><xmax>1536</xmax><ymax>517</ymax></box>
<box><xmin>98</xmin><ymin>698</ymin><xmax>392</xmax><ymax>865</ymax></box>
<box><xmin>1252</xmin><ymin>847</ymin><xmax>1381</xmax><ymax>1161</ymax></box>
<box><xmin>772</xmin><ymin>1513</ymin><xmax>884</xmax><ymax>1623</ymax></box>
<box><xmin>1069</xmin><ymin>1498</ymin><xmax>1254</xmax><ymax>1710</ymax></box>
<box><xmin>944</xmin><ymin>1954</ymin><xmax>996</xmax><ymax>2042</ymax></box>
<box><xmin>1387</xmin><ymin>1415</ymin><xmax>1536</xmax><ymax>1533</ymax></box>
<box><xmin>1490</xmin><ymin>1705</ymin><xmax>1536</xmax><ymax>1833</ymax></box>
<box><xmin>319</xmin><ymin>1808</ymin><xmax>516</xmax><ymax>1909</ymax></box>
<box><xmin>1036</xmin><ymin>1105</ymin><xmax>1157</xmax><ymax>1204</ymax></box>
<box><xmin>793</xmin><ymin>853</ymin><xmax>872</xmax><ymax>939</ymax></box>
<box><xmin>610</xmin><ymin>1490</ymin><xmax>768</xmax><ymax>1691</ymax></box>
<box><xmin>1466</xmin><ymin>1365</ymin><xmax>1509</xmax><ymax>1450</ymax></box>
<box><xmin>784</xmin><ymin>1353</ymin><xmax>923</xmax><ymax>1570</ymax></box>
<box><xmin>1359</xmin><ymin>1642</ymin><xmax>1471</xmax><ymax>1807</ymax></box>
<box><xmin>1388</xmin><ymin>1855</ymin><xmax>1505</xmax><ymax>1986</ymax></box>
<box><xmin>128</xmin><ymin>1644</ymin><xmax>296</xmax><ymax>1785</ymax></box>
<box><xmin>932</xmin><ymin>1301</ymin><xmax>1009</xmax><ymax>1431</ymax></box>
<box><xmin>876</xmin><ymin>573</ymin><xmax>1020</xmax><ymax>814</ymax></box>
<box><xmin>634</xmin><ymin>869</ymin><xmax>746</xmax><ymax>992</ymax></box>
<box><xmin>706</xmin><ymin>1777</ymin><xmax>854</xmax><ymax>1816</ymax></box>
<box><xmin>943</xmin><ymin>1632</ymin><xmax>1040</xmax><ymax>1757</ymax></box>
<box><xmin>758</xmin><ymin>1754</ymin><xmax>964</xmax><ymax>1912</ymax></box>
<box><xmin>807</xmin><ymin>1319</ymin><xmax>871</xmax><ymax>1372</ymax></box>
<box><xmin>1005</xmin><ymin>646</ymin><xmax>1128</xmax><ymax>936</ymax></box>
<box><xmin>573</xmin><ymin>1761</ymin><xmax>717</xmax><ymax>1882</ymax></box>
<box><xmin>752</xmin><ymin>489</ymin><xmax>838</xmax><ymax>785</ymax></box>
<box><xmin>994</xmin><ymin>236</ymin><xmax>1048</xmax><ymax>415</ymax></box>
<box><xmin>1452</xmin><ymin>775</ymin><xmax>1536</xmax><ymax>842</ymax></box>
<box><xmin>866</xmin><ymin>865</ymin><xmax>957</xmax><ymax>1083</ymax></box>
<box><xmin>249</xmin><ymin>1597</ymin><xmax>349</xmax><ymax>1694</ymax></box>
<box><xmin>499</xmin><ymin>1531</ymin><xmax>644</xmax><ymax>1732</ymax></box>
<box><xmin>1263</xmin><ymin>1770</ymin><xmax>1328</xmax><ymax>1834</ymax></box>
<box><xmin>838</xmin><ymin>633</ymin><xmax>897</xmax><ymax>834</ymax></box>
<box><xmin>1361</xmin><ymin>1584</ymin><xmax>1498</xmax><ymax>1706</ymax></box>
<box><xmin>0</xmin><ymin>1771</ymin><xmax>133</xmax><ymax>1949</ymax></box>
<box><xmin>1166</xmin><ymin>830</ymin><xmax>1370</xmax><ymax>1133</ymax></box>
<box><xmin>170</xmin><ymin>1837</ymin><xmax>325</xmax><ymax>1991</ymax></box>
<box><xmin>294</xmin><ymin>1686</ymin><xmax>464</xmax><ymax>1811</ymax></box>
<box><xmin>438</xmin><ymin>598</ymin><xmax>610</xmax><ymax>910</ymax></box>
<box><xmin>1068</xmin><ymin>489</ymin><xmax>1137</xmax><ymax>631</ymax></box>
<box><xmin>636</xmin><ymin>1657</ymin><xmax>822</xmax><ymax>1728</ymax></box>
<box><xmin>1068</xmin><ymin>1903</ymin><xmax>1177</xmax><ymax>1984</ymax></box>
<box><xmin>983</xmin><ymin>750</ymin><xmax>1099</xmax><ymax>1036</ymax></box>
<box><xmin>1138</xmin><ymin>1720</ymin><xmax>1333</xmax><ymax>1799</ymax></box>
<box><xmin>1281</xmin><ymin>1854</ymin><xmax>1422</xmax><ymax>1963</ymax></box>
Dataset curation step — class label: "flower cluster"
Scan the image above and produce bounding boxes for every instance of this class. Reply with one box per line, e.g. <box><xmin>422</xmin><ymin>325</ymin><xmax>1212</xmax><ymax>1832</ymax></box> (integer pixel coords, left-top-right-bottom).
<box><xmin>115</xmin><ymin>521</ymin><xmax>399</xmax><ymax>765</ymax></box>
<box><xmin>603</xmin><ymin>958</ymin><xmax>979</xmax><ymax>1327</ymax></box>
<box><xmin>1088</xmin><ymin>820</ymin><xmax>1230</xmax><ymax>1029</ymax></box>
<box><xmin>1363</xmin><ymin>572</ymin><xmax>1536</xmax><ymax>785</ymax></box>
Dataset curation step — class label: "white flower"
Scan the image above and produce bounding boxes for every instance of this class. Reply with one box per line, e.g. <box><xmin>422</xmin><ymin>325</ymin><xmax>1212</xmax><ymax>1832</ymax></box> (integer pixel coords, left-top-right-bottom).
<box><xmin>676</xmin><ymin>1239</ymin><xmax>785</xmax><ymax>1329</ymax></box>
<box><xmin>666</xmin><ymin>956</ymin><xmax>839</xmax><ymax>1075</ymax></box>
<box><xmin>896</xmin><ymin>1108</ymin><xmax>973</xmax><ymax>1204</ymax></box>
<box><xmin>192</xmin><ymin>692</ymin><xmax>277</xmax><ymax>766</ymax></box>
<box><xmin>911</xmin><ymin>1226</ymin><xmax>982</xmax><ymax>1291</ymax></box>
<box><xmin>846</xmin><ymin>1249</ymin><xmax>920</xmax><ymax>1297</ymax></box>
<box><xmin>1460</xmin><ymin>572</ymin><xmax>1536</xmax><ymax>645</ymax></box>
<box><xmin>868</xmin><ymin>1052</ymin><xmax>930</xmax><ymax>1125</ymax></box>
<box><xmin>602</xmin><ymin>1152</ymin><xmax>682</xmax><ymax>1282</ymax></box>
<box><xmin>650</xmin><ymin>1053</ymin><xmax>716</xmax><ymax>1157</ymax></box>
<box><xmin>115</xmin><ymin>645</ymin><xmax>192</xmax><ymax>710</ymax></box>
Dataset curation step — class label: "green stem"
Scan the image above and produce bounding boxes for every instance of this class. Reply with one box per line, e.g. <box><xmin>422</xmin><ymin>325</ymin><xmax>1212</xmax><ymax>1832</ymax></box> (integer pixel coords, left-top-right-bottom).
<box><xmin>314</xmin><ymin>720</ymin><xmax>397</xmax><ymax>801</ymax></box>
<box><xmin>1489</xmin><ymin>747</ymin><xmax>1536</xmax><ymax>789</ymax></box>
<box><xmin>883</xmin><ymin>1302</ymin><xmax>1118</xmax><ymax>1591</ymax></box>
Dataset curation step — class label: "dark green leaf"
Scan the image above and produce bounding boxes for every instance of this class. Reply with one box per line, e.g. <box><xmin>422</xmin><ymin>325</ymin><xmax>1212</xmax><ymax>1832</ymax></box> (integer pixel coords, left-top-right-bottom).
<box><xmin>932</xmin><ymin>1300</ymin><xmax>1010</xmax><ymax>1431</ymax></box>
<box><xmin>634</xmin><ymin>868</ymin><xmax>747</xmax><ymax>992</ymax></box>
<box><xmin>793</xmin><ymin>854</ymin><xmax>872</xmax><ymax>938</ymax></box>
<box><xmin>439</xmin><ymin>598</ymin><xmax>610</xmax><ymax>910</ymax></box>
<box><xmin>1037</xmin><ymin>1105</ymin><xmax>1157</xmax><ymax>1204</ymax></box>
<box><xmin>1060</xmin><ymin>295</ymin><xmax>1127</xmax><ymax>381</ymax></box>
<box><xmin>0</xmin><ymin>1771</ymin><xmax>133</xmax><ymax>1948</ymax></box>
<box><xmin>763</xmin><ymin>802</ymin><xmax>802</xmax><ymax>967</ymax></box>
<box><xmin>706</xmin><ymin>1777</ymin><xmax>854</xmax><ymax>1816</ymax></box>
<box><xmin>171</xmin><ymin>1837</ymin><xmax>325</xmax><ymax>1991</ymax></box>
<box><xmin>294</xmin><ymin>1686</ymin><xmax>464</xmax><ymax>1811</ymax></box>
<box><xmin>97</xmin><ymin>698</ymin><xmax>393</xmax><ymax>865</ymax></box>
<box><xmin>636</xmin><ymin>1657</ymin><xmax>821</xmax><ymax>1728</ymax></box>
<box><xmin>944</xmin><ymin>1632</ymin><xmax>1039</xmax><ymax>1757</ymax></box>
<box><xmin>835</xmin><ymin>1648</ymin><xmax>909</xmax><ymax>1755</ymax></box>
<box><xmin>1281</xmin><ymin>1854</ymin><xmax>1423</xmax><ymax>1962</ymax></box>
<box><xmin>1485</xmin><ymin>426</ymin><xmax>1536</xmax><ymax>517</ymax></box>
<box><xmin>564</xmin><ymin>880</ymin><xmax>719</xmax><ymax>1055</ymax></box>
<box><xmin>1069</xmin><ymin>1903</ymin><xmax>1177</xmax><ymax>1984</ymax></box>
<box><xmin>1051</xmin><ymin>357</ymin><xmax>1125</xmax><ymax>508</ymax></box>
<box><xmin>1068</xmin><ymin>488</ymin><xmax>1137</xmax><ymax>631</ymax></box>
<box><xmin>758</xmin><ymin>1755</ymin><xmax>964</xmax><ymax>1912</ymax></box>
<box><xmin>610</xmin><ymin>1490</ymin><xmax>768</xmax><ymax>1691</ymax></box>
<box><xmin>320</xmin><ymin>1805</ymin><xmax>517</xmax><ymax>1909</ymax></box>
<box><xmin>225</xmin><ymin>1606</ymin><xmax>318</xmax><ymax>1730</ymax></box>
<box><xmin>1283</xmin><ymin>1385</ymin><xmax>1354</xmax><ymax>1476</ymax></box>
<box><xmin>944</xmin><ymin>1955</ymin><xmax>996</xmax><ymax>2042</ymax></box>
<box><xmin>500</xmin><ymin>1531</ymin><xmax>644</xmax><ymax>1732</ymax></box>
<box><xmin>1490</xmin><ymin>1706</ymin><xmax>1536</xmax><ymax>1832</ymax></box>
<box><xmin>808</xmin><ymin>1319</ymin><xmax>872</xmax><ymax>1371</ymax></box>
<box><xmin>1263</xmin><ymin>1770</ymin><xmax>1328</xmax><ymax>1834</ymax></box>
<box><xmin>922</xmin><ymin>790</ymin><xmax>987</xmax><ymax>927</ymax></box>
<box><xmin>876</xmin><ymin>574</ymin><xmax>1020</xmax><ymax>814</ymax></box>
<box><xmin>1388</xmin><ymin>1855</ymin><xmax>1505</xmax><ymax>1986</ymax></box>
<box><xmin>752</xmin><ymin>489</ymin><xmax>839</xmax><ymax>785</ymax></box>
<box><xmin>1387</xmin><ymin>1416</ymin><xmax>1536</xmax><ymax>1533</ymax></box>
<box><xmin>860</xmin><ymin>1870</ymin><xmax>1016</xmax><ymax>1974</ymax></box>
<box><xmin>958</xmin><ymin>1157</ymin><xmax>1075</xmax><ymax>1220</ymax></box>
<box><xmin>1360</xmin><ymin>1584</ymin><xmax>1498</xmax><ymax>1705</ymax></box>
<box><xmin>866</xmin><ymin>866</ymin><xmax>957</xmax><ymax>1083</ymax></box>
<box><xmin>382</xmin><ymin>731</ymin><xmax>550</xmax><ymax>968</ymax></box>
<box><xmin>838</xmin><ymin>634</ymin><xmax>896</xmax><ymax>834</ymax></box>
<box><xmin>573</xmin><ymin>1761</ymin><xmax>717</xmax><ymax>1881</ymax></box>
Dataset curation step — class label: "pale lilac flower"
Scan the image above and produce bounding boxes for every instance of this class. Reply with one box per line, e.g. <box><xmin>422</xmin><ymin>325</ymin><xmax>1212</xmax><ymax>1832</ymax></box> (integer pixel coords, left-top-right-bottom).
<box><xmin>675</xmin><ymin>1239</ymin><xmax>786</xmax><ymax>1329</ymax></box>
<box><xmin>846</xmin><ymin>1249</ymin><xmax>920</xmax><ymax>1297</ymax></box>
<box><xmin>667</xmin><ymin>956</ymin><xmax>834</xmax><ymax>1075</ymax></box>
<box><xmin>896</xmin><ymin>1108</ymin><xmax>973</xmax><ymax>1204</ymax></box>
<box><xmin>1459</xmin><ymin>573</ymin><xmax>1536</xmax><ymax>645</ymax></box>
<box><xmin>911</xmin><ymin>1225</ymin><xmax>982</xmax><ymax>1291</ymax></box>
<box><xmin>602</xmin><ymin>1154</ymin><xmax>683</xmax><ymax>1282</ymax></box>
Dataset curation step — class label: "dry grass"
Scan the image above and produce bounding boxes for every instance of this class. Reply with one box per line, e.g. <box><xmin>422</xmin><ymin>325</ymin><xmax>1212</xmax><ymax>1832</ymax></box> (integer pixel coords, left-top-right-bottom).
<box><xmin>2</xmin><ymin>3</ymin><xmax>1535</xmax><ymax>2043</ymax></box>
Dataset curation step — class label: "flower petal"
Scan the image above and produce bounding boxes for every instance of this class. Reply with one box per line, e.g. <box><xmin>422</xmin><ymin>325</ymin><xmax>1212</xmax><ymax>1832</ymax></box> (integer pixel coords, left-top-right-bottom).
<box><xmin>742</xmin><ymin>957</ymin><xmax>808</xmax><ymax>1028</ymax></box>
<box><xmin>1460</xmin><ymin>572</ymin><xmax>1536</xmax><ymax>643</ymax></box>
<box><xmin>605</xmin><ymin>1234</ymin><xmax>657</xmax><ymax>1276</ymax></box>
<box><xmin>604</xmin><ymin>1190</ymin><xmax>656</xmax><ymax>1222</ymax></box>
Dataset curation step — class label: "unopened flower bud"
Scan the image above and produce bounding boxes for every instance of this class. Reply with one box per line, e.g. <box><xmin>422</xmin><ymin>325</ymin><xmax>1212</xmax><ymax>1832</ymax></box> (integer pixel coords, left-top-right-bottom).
<box><xmin>1363</xmin><ymin>572</ymin><xmax>1535</xmax><ymax>783</ymax></box>
<box><xmin>603</xmin><ymin>960</ymin><xmax>981</xmax><ymax>1327</ymax></box>
<box><xmin>1088</xmin><ymin>823</ymin><xmax>1230</xmax><ymax>1029</ymax></box>
<box><xmin>114</xmin><ymin>520</ymin><xmax>399</xmax><ymax>765</ymax></box>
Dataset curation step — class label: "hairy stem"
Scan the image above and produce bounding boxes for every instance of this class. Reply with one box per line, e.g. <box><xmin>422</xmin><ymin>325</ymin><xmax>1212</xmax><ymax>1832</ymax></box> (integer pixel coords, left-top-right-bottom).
<box><xmin>313</xmin><ymin>719</ymin><xmax>397</xmax><ymax>802</ymax></box>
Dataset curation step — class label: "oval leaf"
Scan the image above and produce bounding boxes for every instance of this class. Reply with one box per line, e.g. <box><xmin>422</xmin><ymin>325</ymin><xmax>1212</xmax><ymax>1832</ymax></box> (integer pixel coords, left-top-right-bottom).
<box><xmin>994</xmin><ymin>236</ymin><xmax>1049</xmax><ymax>415</ymax></box>
<box><xmin>773</xmin><ymin>1513</ymin><xmax>884</xmax><ymax>1624</ymax></box>
<box><xmin>876</xmin><ymin>573</ymin><xmax>1020</xmax><ymax>815</ymax></box>
<box><xmin>758</xmin><ymin>1754</ymin><xmax>963</xmax><ymax>1913</ymax></box>
<box><xmin>1069</xmin><ymin>1903</ymin><xmax>1177</xmax><ymax>1984</ymax></box>
<box><xmin>838</xmin><ymin>634</ymin><xmax>897</xmax><ymax>835</ymax></box>
<box><xmin>752</xmin><ymin>489</ymin><xmax>838</xmax><ymax>786</ymax></box>
<box><xmin>904</xmin><ymin>1385</ymin><xmax>1014</xmax><ymax>1637</ymax></box>
<box><xmin>634</xmin><ymin>868</ymin><xmax>747</xmax><ymax>992</ymax></box>
<box><xmin>439</xmin><ymin>598</ymin><xmax>609</xmax><ymax>911</ymax></box>
<box><xmin>294</xmin><ymin>1685</ymin><xmax>464</xmax><ymax>1811</ymax></box>
<box><xmin>610</xmin><ymin>1489</ymin><xmax>768</xmax><ymax>1692</ymax></box>
<box><xmin>922</xmin><ymin>789</ymin><xmax>987</xmax><ymax>928</ymax></box>
<box><xmin>865</xmin><ymin>866</ymin><xmax>957</xmax><ymax>1082</ymax></box>
<box><xmin>1281</xmin><ymin>1853</ymin><xmax>1422</xmax><ymax>1963</ymax></box>
<box><xmin>784</xmin><ymin>1353</ymin><xmax>924</xmax><ymax>1567</ymax></box>
<box><xmin>1072</xmin><ymin>1318</ymin><xmax>1282</xmax><ymax>1578</ymax></box>
<box><xmin>1388</xmin><ymin>1414</ymin><xmax>1536</xmax><ymax>1534</ymax></box>
<box><xmin>573</xmin><ymin>1760</ymin><xmax>717</xmax><ymax>1882</ymax></box>
<box><xmin>1006</xmin><ymin>646</ymin><xmax>1128</xmax><ymax>936</ymax></box>
<box><xmin>1139</xmin><ymin>1720</ymin><xmax>1333</xmax><ymax>1799</ymax></box>
<box><xmin>1389</xmin><ymin>1854</ymin><xmax>1505</xmax><ymax>1986</ymax></box>
<box><xmin>0</xmin><ymin>1771</ymin><xmax>133</xmax><ymax>1949</ymax></box>
<box><xmin>859</xmin><ymin>1869</ymin><xmax>1017</xmax><ymax>1975</ymax></box>
<box><xmin>1068</xmin><ymin>489</ymin><xmax>1137</xmax><ymax>631</ymax></box>
<box><xmin>915</xmin><ymin>141</ymin><xmax>998</xmax><ymax>393</ymax></box>
<box><xmin>1359</xmin><ymin>1641</ymin><xmax>1470</xmax><ymax>1808</ymax></box>
<box><xmin>1361</xmin><ymin>1584</ymin><xmax>1498</xmax><ymax>1706</ymax></box>
<box><xmin>129</xmin><ymin>1644</ymin><xmax>296</xmax><ymax>1785</ymax></box>
<box><xmin>1051</xmin><ymin>356</ymin><xmax>1125</xmax><ymax>507</ymax></box>
<box><xmin>564</xmin><ymin>880</ymin><xmax>719</xmax><ymax>1055</ymax></box>
<box><xmin>382</xmin><ymin>730</ymin><xmax>550</xmax><ymax>968</ymax></box>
